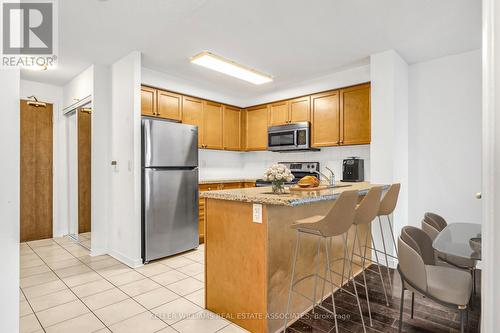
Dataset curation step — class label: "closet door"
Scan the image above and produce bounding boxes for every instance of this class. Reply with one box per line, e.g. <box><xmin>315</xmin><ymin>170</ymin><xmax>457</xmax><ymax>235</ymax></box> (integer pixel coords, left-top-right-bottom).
<box><xmin>20</xmin><ymin>100</ymin><xmax>53</xmax><ymax>242</ymax></box>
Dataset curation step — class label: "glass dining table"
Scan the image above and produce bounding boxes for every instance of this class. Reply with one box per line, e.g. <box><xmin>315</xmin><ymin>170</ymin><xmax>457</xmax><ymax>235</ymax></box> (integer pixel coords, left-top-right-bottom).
<box><xmin>432</xmin><ymin>222</ymin><xmax>482</xmax><ymax>261</ymax></box>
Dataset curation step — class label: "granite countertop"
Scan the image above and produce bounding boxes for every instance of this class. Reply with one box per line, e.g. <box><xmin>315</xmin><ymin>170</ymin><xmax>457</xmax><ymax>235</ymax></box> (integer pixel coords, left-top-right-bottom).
<box><xmin>200</xmin><ymin>181</ymin><xmax>388</xmax><ymax>206</ymax></box>
<box><xmin>199</xmin><ymin>178</ymin><xmax>257</xmax><ymax>185</ymax></box>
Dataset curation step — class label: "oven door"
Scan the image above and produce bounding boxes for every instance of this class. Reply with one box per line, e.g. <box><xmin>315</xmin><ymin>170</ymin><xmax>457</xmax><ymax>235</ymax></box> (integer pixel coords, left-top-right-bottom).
<box><xmin>268</xmin><ymin>130</ymin><xmax>297</xmax><ymax>151</ymax></box>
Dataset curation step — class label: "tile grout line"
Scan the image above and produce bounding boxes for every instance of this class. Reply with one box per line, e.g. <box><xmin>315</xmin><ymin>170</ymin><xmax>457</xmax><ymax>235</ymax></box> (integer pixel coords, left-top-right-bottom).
<box><xmin>25</xmin><ymin>240</ymin><xmax>112</xmax><ymax>333</ymax></box>
<box><xmin>64</xmin><ymin>240</ymin><xmax>199</xmax><ymax>331</ymax></box>
<box><xmin>23</xmin><ymin>238</ymin><xmax>233</xmax><ymax>333</ymax></box>
<box><xmin>19</xmin><ymin>285</ymin><xmax>47</xmax><ymax>333</ymax></box>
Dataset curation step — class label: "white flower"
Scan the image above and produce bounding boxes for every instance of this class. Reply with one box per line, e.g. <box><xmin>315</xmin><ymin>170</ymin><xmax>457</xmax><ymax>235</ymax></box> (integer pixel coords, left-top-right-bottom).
<box><xmin>263</xmin><ymin>164</ymin><xmax>294</xmax><ymax>184</ymax></box>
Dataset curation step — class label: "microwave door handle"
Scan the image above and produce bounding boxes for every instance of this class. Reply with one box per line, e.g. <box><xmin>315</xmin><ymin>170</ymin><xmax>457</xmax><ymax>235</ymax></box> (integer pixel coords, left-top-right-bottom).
<box><xmin>294</xmin><ymin>131</ymin><xmax>298</xmax><ymax>146</ymax></box>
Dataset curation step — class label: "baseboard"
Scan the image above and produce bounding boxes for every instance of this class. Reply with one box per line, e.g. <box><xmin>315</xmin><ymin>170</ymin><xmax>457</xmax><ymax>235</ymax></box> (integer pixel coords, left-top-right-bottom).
<box><xmin>108</xmin><ymin>249</ymin><xmax>143</xmax><ymax>268</ymax></box>
<box><xmin>90</xmin><ymin>248</ymin><xmax>107</xmax><ymax>257</ymax></box>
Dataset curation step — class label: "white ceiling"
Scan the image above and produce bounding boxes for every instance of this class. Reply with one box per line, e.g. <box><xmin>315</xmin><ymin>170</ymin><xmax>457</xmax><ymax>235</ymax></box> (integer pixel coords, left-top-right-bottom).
<box><xmin>21</xmin><ymin>0</ymin><xmax>481</xmax><ymax>100</ymax></box>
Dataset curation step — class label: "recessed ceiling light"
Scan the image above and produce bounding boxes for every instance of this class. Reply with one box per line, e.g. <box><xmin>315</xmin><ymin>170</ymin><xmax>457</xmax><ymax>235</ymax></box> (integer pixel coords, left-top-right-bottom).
<box><xmin>190</xmin><ymin>51</ymin><xmax>273</xmax><ymax>85</ymax></box>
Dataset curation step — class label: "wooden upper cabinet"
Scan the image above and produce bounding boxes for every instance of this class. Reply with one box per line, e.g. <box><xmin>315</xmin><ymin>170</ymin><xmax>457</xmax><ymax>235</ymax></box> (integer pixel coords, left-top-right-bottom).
<box><xmin>157</xmin><ymin>90</ymin><xmax>182</xmax><ymax>121</ymax></box>
<box><xmin>182</xmin><ymin>96</ymin><xmax>204</xmax><ymax>147</ymax></box>
<box><xmin>141</xmin><ymin>86</ymin><xmax>156</xmax><ymax>117</ymax></box>
<box><xmin>311</xmin><ymin>90</ymin><xmax>340</xmax><ymax>147</ymax></box>
<box><xmin>289</xmin><ymin>96</ymin><xmax>310</xmax><ymax>123</ymax></box>
<box><xmin>223</xmin><ymin>105</ymin><xmax>241</xmax><ymax>151</ymax></box>
<box><xmin>268</xmin><ymin>101</ymin><xmax>289</xmax><ymax>126</ymax></box>
<box><xmin>203</xmin><ymin>101</ymin><xmax>223</xmax><ymax>149</ymax></box>
<box><xmin>340</xmin><ymin>83</ymin><xmax>371</xmax><ymax>145</ymax></box>
<box><xmin>245</xmin><ymin>105</ymin><xmax>269</xmax><ymax>151</ymax></box>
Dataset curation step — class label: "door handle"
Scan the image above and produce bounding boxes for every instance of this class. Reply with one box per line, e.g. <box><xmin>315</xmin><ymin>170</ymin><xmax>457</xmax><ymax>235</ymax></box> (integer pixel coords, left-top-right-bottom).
<box><xmin>475</xmin><ymin>192</ymin><xmax>482</xmax><ymax>199</ymax></box>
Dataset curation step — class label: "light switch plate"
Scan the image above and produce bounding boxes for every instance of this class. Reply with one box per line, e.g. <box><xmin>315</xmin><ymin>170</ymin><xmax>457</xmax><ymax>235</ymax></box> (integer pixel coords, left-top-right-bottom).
<box><xmin>252</xmin><ymin>204</ymin><xmax>262</xmax><ymax>223</ymax></box>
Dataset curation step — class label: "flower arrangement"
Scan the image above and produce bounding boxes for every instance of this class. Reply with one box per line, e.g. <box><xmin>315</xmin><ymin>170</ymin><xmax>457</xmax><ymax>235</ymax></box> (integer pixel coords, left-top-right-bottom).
<box><xmin>262</xmin><ymin>164</ymin><xmax>294</xmax><ymax>194</ymax></box>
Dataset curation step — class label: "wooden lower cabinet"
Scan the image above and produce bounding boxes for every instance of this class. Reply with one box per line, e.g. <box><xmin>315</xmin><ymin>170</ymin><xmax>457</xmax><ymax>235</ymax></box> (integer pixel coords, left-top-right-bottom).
<box><xmin>198</xmin><ymin>181</ymin><xmax>255</xmax><ymax>243</ymax></box>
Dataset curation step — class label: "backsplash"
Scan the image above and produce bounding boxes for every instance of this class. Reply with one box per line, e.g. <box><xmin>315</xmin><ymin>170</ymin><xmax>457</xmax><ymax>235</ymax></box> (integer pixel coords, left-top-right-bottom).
<box><xmin>199</xmin><ymin>145</ymin><xmax>371</xmax><ymax>181</ymax></box>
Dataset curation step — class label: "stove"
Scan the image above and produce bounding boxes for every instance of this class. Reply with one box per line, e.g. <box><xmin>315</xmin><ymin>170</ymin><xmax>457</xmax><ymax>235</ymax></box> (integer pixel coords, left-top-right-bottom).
<box><xmin>255</xmin><ymin>162</ymin><xmax>320</xmax><ymax>187</ymax></box>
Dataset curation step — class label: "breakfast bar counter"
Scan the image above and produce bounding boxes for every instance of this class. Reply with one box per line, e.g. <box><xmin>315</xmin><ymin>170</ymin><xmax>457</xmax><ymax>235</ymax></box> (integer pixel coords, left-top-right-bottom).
<box><xmin>201</xmin><ymin>182</ymin><xmax>386</xmax><ymax>333</ymax></box>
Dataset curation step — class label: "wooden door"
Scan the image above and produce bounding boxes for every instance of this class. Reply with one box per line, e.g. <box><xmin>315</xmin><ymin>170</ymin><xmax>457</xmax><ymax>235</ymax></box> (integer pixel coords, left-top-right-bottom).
<box><xmin>268</xmin><ymin>101</ymin><xmax>289</xmax><ymax>126</ymax></box>
<box><xmin>340</xmin><ymin>83</ymin><xmax>371</xmax><ymax>145</ymax></box>
<box><xmin>245</xmin><ymin>106</ymin><xmax>269</xmax><ymax>150</ymax></box>
<box><xmin>141</xmin><ymin>86</ymin><xmax>157</xmax><ymax>117</ymax></box>
<box><xmin>311</xmin><ymin>90</ymin><xmax>341</xmax><ymax>147</ymax></box>
<box><xmin>203</xmin><ymin>101</ymin><xmax>223</xmax><ymax>149</ymax></box>
<box><xmin>182</xmin><ymin>96</ymin><xmax>204</xmax><ymax>147</ymax></box>
<box><xmin>289</xmin><ymin>96</ymin><xmax>310</xmax><ymax>123</ymax></box>
<box><xmin>223</xmin><ymin>105</ymin><xmax>241</xmax><ymax>150</ymax></box>
<box><xmin>20</xmin><ymin>100</ymin><xmax>53</xmax><ymax>242</ymax></box>
<box><xmin>78</xmin><ymin>107</ymin><xmax>91</xmax><ymax>234</ymax></box>
<box><xmin>157</xmin><ymin>90</ymin><xmax>182</xmax><ymax>121</ymax></box>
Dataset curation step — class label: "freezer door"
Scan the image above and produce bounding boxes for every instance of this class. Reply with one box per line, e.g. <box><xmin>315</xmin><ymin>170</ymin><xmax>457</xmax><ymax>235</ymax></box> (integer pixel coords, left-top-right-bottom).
<box><xmin>143</xmin><ymin>168</ymin><xmax>199</xmax><ymax>261</ymax></box>
<box><xmin>142</xmin><ymin>118</ymin><xmax>198</xmax><ymax>167</ymax></box>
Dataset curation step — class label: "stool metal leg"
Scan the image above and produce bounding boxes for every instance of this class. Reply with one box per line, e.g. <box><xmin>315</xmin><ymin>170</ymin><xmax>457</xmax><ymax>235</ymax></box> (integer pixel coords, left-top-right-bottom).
<box><xmin>324</xmin><ymin>237</ymin><xmax>339</xmax><ymax>333</ymax></box>
<box><xmin>283</xmin><ymin>230</ymin><xmax>301</xmax><ymax>332</ymax></box>
<box><xmin>410</xmin><ymin>292</ymin><xmax>415</xmax><ymax>319</ymax></box>
<box><xmin>353</xmin><ymin>225</ymin><xmax>373</xmax><ymax>327</ymax></box>
<box><xmin>387</xmin><ymin>215</ymin><xmax>398</xmax><ymax>256</ymax></box>
<box><xmin>371</xmin><ymin>231</ymin><xmax>390</xmax><ymax>305</ymax></box>
<box><xmin>378</xmin><ymin>216</ymin><xmax>394</xmax><ymax>292</ymax></box>
<box><xmin>343</xmin><ymin>233</ymin><xmax>367</xmax><ymax>333</ymax></box>
<box><xmin>311</xmin><ymin>237</ymin><xmax>321</xmax><ymax>314</ymax></box>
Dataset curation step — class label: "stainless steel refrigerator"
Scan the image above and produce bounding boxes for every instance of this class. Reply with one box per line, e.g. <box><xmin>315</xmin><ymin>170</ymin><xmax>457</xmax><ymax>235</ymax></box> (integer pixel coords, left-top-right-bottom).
<box><xmin>141</xmin><ymin>117</ymin><xmax>199</xmax><ymax>263</ymax></box>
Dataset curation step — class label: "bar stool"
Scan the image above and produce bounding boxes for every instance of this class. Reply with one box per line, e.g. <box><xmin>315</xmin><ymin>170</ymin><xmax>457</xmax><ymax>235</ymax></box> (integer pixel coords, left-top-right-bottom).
<box><xmin>283</xmin><ymin>190</ymin><xmax>367</xmax><ymax>333</ymax></box>
<box><xmin>374</xmin><ymin>183</ymin><xmax>401</xmax><ymax>291</ymax></box>
<box><xmin>343</xmin><ymin>186</ymin><xmax>388</xmax><ymax>327</ymax></box>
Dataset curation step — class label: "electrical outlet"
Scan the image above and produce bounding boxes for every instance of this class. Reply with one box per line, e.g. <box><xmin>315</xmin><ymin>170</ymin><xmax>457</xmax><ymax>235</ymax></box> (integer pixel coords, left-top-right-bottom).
<box><xmin>253</xmin><ymin>204</ymin><xmax>262</xmax><ymax>223</ymax></box>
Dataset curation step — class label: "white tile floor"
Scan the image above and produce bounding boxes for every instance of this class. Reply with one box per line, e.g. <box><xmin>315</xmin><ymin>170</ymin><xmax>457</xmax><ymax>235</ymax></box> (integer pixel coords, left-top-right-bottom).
<box><xmin>19</xmin><ymin>237</ymin><xmax>249</xmax><ymax>333</ymax></box>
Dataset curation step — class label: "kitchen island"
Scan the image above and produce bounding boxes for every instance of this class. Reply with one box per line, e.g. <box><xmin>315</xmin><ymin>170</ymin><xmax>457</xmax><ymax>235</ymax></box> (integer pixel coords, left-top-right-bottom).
<box><xmin>201</xmin><ymin>182</ymin><xmax>386</xmax><ymax>333</ymax></box>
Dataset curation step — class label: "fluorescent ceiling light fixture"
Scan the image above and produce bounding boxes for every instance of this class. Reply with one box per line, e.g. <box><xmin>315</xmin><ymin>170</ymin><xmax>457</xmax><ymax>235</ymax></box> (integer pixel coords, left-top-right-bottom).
<box><xmin>190</xmin><ymin>51</ymin><xmax>273</xmax><ymax>85</ymax></box>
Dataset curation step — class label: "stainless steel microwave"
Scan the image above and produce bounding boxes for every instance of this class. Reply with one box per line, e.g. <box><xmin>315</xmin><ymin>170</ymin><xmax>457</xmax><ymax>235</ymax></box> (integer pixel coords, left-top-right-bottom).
<box><xmin>268</xmin><ymin>122</ymin><xmax>313</xmax><ymax>151</ymax></box>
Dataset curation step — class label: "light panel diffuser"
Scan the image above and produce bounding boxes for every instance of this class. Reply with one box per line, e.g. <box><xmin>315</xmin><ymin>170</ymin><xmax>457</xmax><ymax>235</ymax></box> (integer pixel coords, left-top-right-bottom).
<box><xmin>190</xmin><ymin>51</ymin><xmax>272</xmax><ymax>85</ymax></box>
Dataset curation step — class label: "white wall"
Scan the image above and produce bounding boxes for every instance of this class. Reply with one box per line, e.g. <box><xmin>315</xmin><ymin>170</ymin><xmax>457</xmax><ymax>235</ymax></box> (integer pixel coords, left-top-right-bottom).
<box><xmin>0</xmin><ymin>68</ymin><xmax>20</xmax><ymax>333</ymax></box>
<box><xmin>63</xmin><ymin>66</ymin><xmax>93</xmax><ymax>111</ymax></box>
<box><xmin>370</xmin><ymin>50</ymin><xmax>409</xmax><ymax>262</ymax></box>
<box><xmin>481</xmin><ymin>0</ymin><xmax>500</xmax><ymax>329</ymax></box>
<box><xmin>249</xmin><ymin>65</ymin><xmax>370</xmax><ymax>107</ymax></box>
<box><xmin>199</xmin><ymin>146</ymin><xmax>370</xmax><ymax>182</ymax></box>
<box><xmin>142</xmin><ymin>65</ymin><xmax>370</xmax><ymax>108</ymax></box>
<box><xmin>109</xmin><ymin>51</ymin><xmax>142</xmax><ymax>267</ymax></box>
<box><xmin>91</xmin><ymin>65</ymin><xmax>112</xmax><ymax>256</ymax></box>
<box><xmin>408</xmin><ymin>49</ymin><xmax>482</xmax><ymax>225</ymax></box>
<box><xmin>20</xmin><ymin>80</ymin><xmax>67</xmax><ymax>237</ymax></box>
<box><xmin>242</xmin><ymin>146</ymin><xmax>370</xmax><ymax>181</ymax></box>
<box><xmin>142</xmin><ymin>67</ymin><xmax>246</xmax><ymax>107</ymax></box>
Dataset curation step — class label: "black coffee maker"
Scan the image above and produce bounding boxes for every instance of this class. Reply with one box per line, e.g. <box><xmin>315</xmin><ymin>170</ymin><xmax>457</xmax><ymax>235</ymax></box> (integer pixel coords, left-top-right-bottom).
<box><xmin>342</xmin><ymin>157</ymin><xmax>364</xmax><ymax>182</ymax></box>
